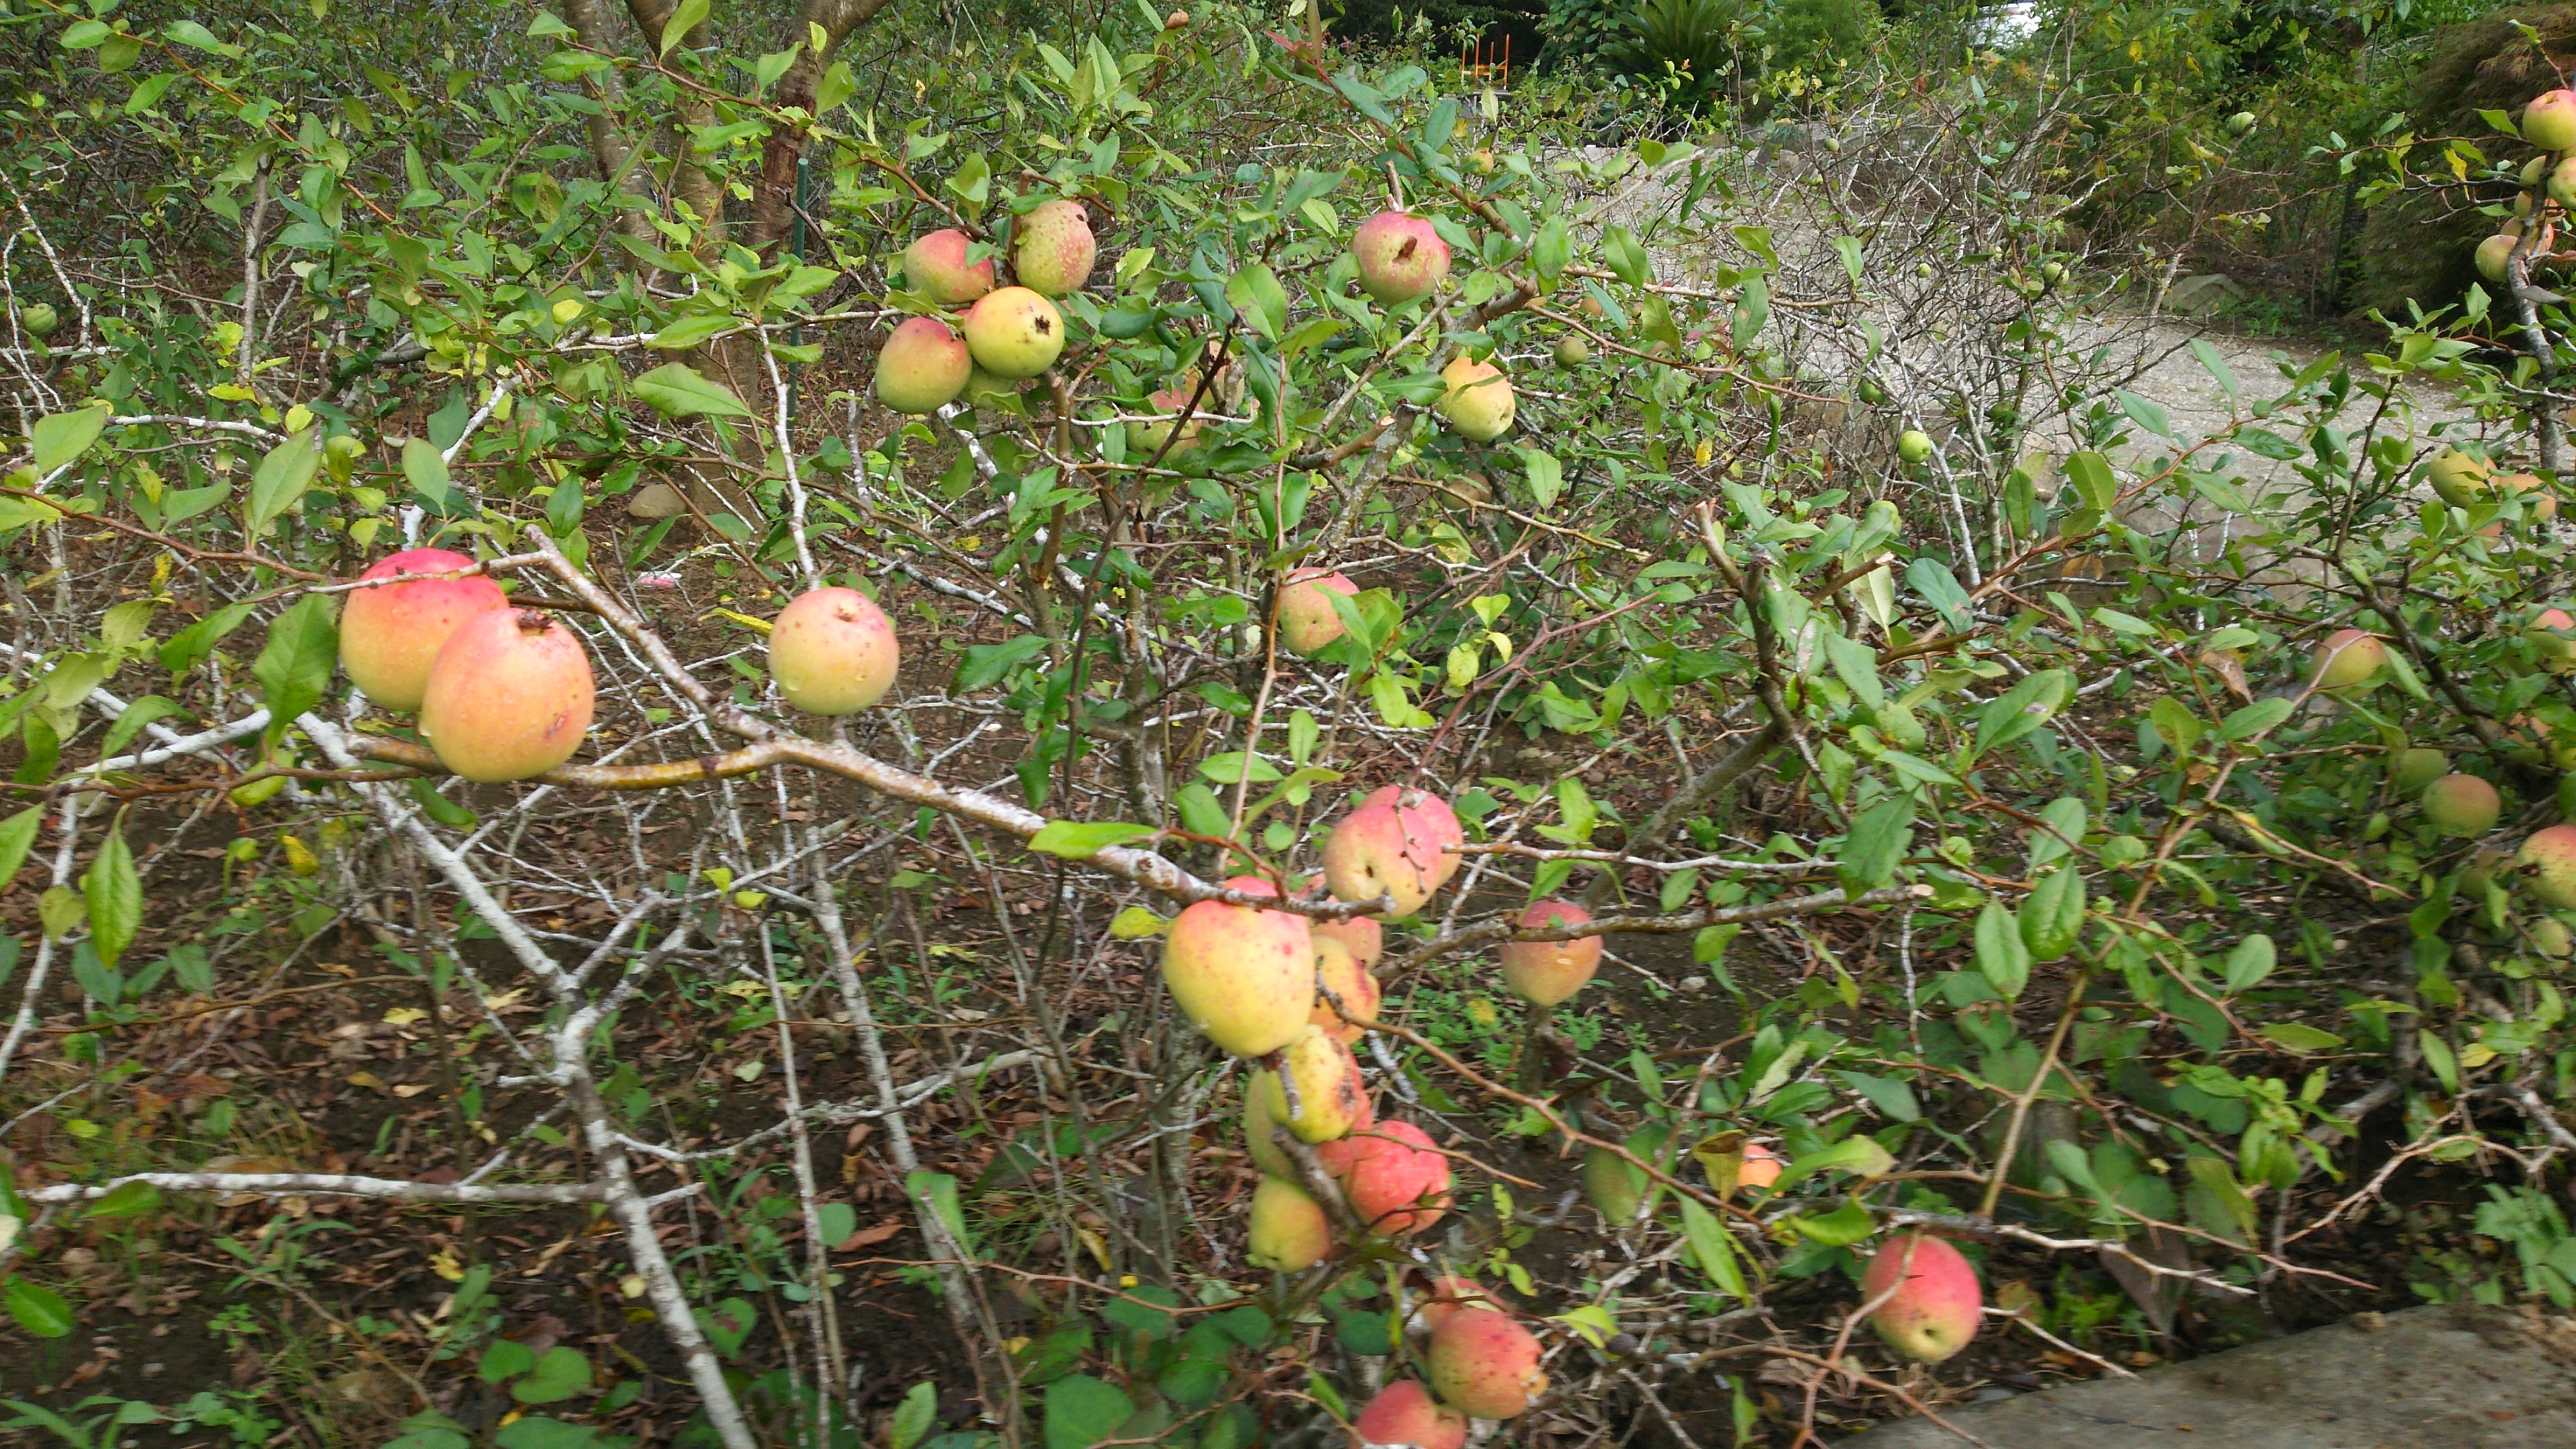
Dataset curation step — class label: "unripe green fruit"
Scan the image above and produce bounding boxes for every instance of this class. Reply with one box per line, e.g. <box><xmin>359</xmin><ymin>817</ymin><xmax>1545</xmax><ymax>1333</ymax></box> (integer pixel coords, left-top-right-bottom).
<box><xmin>1246</xmin><ymin>1176</ymin><xmax>1334</xmax><ymax>1273</ymax></box>
<box><xmin>1554</xmin><ymin>334</ymin><xmax>1590</xmax><ymax>368</ymax></box>
<box><xmin>2225</xmin><ymin>111</ymin><xmax>2257</xmax><ymax>137</ymax></box>
<box><xmin>2390</xmin><ymin>747</ymin><xmax>2449</xmax><ymax>795</ymax></box>
<box><xmin>2041</xmin><ymin>260</ymin><xmax>2066</xmax><ymax>286</ymax></box>
<box><xmin>2550</xmin><ymin>156</ymin><xmax>2576</xmax><ymax>209</ymax></box>
<box><xmin>19</xmin><ymin>303</ymin><xmax>58</xmax><ymax>338</ymax></box>
<box><xmin>1436</xmin><ymin>355</ymin><xmax>1515</xmax><ymax>441</ymax></box>
<box><xmin>1898</xmin><ymin>430</ymin><xmax>1936</xmax><ymax>466</ymax></box>
<box><xmin>2423</xmin><ymin>773</ymin><xmax>2501</xmax><ymax>838</ymax></box>
<box><xmin>2426</xmin><ymin>446</ymin><xmax>2493</xmax><ymax>506</ymax></box>
<box><xmin>2532</xmin><ymin>917</ymin><xmax>2575</xmax><ymax>957</ymax></box>
<box><xmin>2479</xmin><ymin>234</ymin><xmax>2521</xmax><ymax>286</ymax></box>
<box><xmin>1581</xmin><ymin>1122</ymin><xmax>1669</xmax><ymax>1226</ymax></box>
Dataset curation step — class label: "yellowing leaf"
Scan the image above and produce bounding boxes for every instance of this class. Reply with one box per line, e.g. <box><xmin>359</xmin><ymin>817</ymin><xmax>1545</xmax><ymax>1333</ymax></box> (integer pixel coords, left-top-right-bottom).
<box><xmin>429</xmin><ymin>1248</ymin><xmax>466</xmax><ymax>1282</ymax></box>
<box><xmin>381</xmin><ymin>1006</ymin><xmax>427</xmax><ymax>1026</ymax></box>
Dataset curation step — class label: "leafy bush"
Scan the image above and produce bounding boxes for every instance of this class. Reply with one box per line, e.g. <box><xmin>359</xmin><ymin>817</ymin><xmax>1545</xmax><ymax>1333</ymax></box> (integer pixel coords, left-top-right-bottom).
<box><xmin>0</xmin><ymin>1</ymin><xmax>2573</xmax><ymax>1447</ymax></box>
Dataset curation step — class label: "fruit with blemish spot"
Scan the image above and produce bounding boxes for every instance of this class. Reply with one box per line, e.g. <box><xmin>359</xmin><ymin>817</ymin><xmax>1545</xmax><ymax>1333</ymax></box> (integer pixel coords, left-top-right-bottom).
<box><xmin>1324</xmin><ymin>802</ymin><xmax>1442</xmax><ymax>918</ymax></box>
<box><xmin>1310</xmin><ymin>932</ymin><xmax>1381</xmax><ymax>1042</ymax></box>
<box><xmin>1352</xmin><ymin>211</ymin><xmax>1451</xmax><ymax>304</ymax></box>
<box><xmin>421</xmin><ymin>609</ymin><xmax>596</xmax><ymax>783</ymax></box>
<box><xmin>1012</xmin><ymin>199</ymin><xmax>1096</xmax><ymax>298</ymax></box>
<box><xmin>1252</xmin><ymin>1024</ymin><xmax>1373</xmax><ymax>1143</ymax></box>
<box><xmin>2516</xmin><ymin>824</ymin><xmax>2576</xmax><ymax>908</ymax></box>
<box><xmin>961</xmin><ymin>286</ymin><xmax>1065</xmax><ymax>378</ymax></box>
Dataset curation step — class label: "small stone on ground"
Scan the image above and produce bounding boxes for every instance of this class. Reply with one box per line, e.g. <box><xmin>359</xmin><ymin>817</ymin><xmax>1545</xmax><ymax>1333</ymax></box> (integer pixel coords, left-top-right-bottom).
<box><xmin>1839</xmin><ymin>1303</ymin><xmax>2576</xmax><ymax>1448</ymax></box>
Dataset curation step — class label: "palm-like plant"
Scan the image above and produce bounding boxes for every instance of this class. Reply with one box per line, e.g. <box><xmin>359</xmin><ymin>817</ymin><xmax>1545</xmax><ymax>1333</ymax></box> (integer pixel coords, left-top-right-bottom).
<box><xmin>1602</xmin><ymin>0</ymin><xmax>1746</xmax><ymax>102</ymax></box>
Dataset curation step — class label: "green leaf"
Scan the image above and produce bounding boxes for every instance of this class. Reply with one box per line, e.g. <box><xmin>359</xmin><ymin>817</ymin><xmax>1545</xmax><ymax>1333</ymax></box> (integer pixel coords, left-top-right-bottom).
<box><xmin>493</xmin><ymin>1418</ymin><xmax>607</xmax><ymax>1449</ymax></box>
<box><xmin>1902</xmin><ymin>557</ymin><xmax>1972</xmax><ymax>633</ymax></box>
<box><xmin>28</xmin><ymin>404</ymin><xmax>109</xmax><ymax>475</ymax></box>
<box><xmin>907</xmin><ymin>1169</ymin><xmax>975</xmax><ymax>1256</ymax></box>
<box><xmin>400</xmin><ymin>438</ymin><xmax>457</xmax><ymax>512</ymax></box>
<box><xmin>2063</xmin><ymin>450</ymin><xmax>2119</xmax><ymax>512</ymax></box>
<box><xmin>1224</xmin><ymin>264</ymin><xmax>1287</xmax><ymax>341</ymax></box>
<box><xmin>2256</xmin><ymin>1022</ymin><xmax>2343</xmax><ymax>1053</ymax></box>
<box><xmin>2420</xmin><ymin>1031</ymin><xmax>2460</xmax><ymax>1092</ymax></box>
<box><xmin>2115</xmin><ymin>390</ymin><xmax>2174</xmax><ymax>439</ymax></box>
<box><xmin>1782</xmin><ymin>1197</ymin><xmax>1876</xmax><ymax>1245</ymax></box>
<box><xmin>164</xmin><ymin>19</ymin><xmax>225</xmax><ymax>50</ymax></box>
<box><xmin>1837</xmin><ymin>794</ymin><xmax>1913</xmax><ymax>898</ymax></box>
<box><xmin>814</xmin><ymin>60</ymin><xmax>858</xmax><ymax>114</ymax></box>
<box><xmin>83</xmin><ymin>821</ymin><xmax>140</xmax><ymax>967</ymax></box>
<box><xmin>2027</xmin><ymin>796</ymin><xmax>2086</xmax><ymax>869</ymax></box>
<box><xmin>511</xmin><ymin>1346</ymin><xmax>593</xmax><ymax>1404</ymax></box>
<box><xmin>955</xmin><ymin>633</ymin><xmax>1050</xmax><ymax>692</ymax></box>
<box><xmin>631</xmin><ymin>362</ymin><xmax>751</xmax><ymax>419</ymax></box>
<box><xmin>0</xmin><ymin>808</ymin><xmax>43</xmax><ymax>889</ymax></box>
<box><xmin>1195</xmin><ymin>752</ymin><xmax>1282</xmax><ymax>785</ymax></box>
<box><xmin>1044</xmin><ymin>1375</ymin><xmax>1136</xmax><ymax>1449</ymax></box>
<box><xmin>1676</xmin><ymin>1195</ymin><xmax>1746</xmax><ymax>1298</ymax></box>
<box><xmin>243</xmin><ymin>429</ymin><xmax>323</xmax><ymax>539</ymax></box>
<box><xmin>647</xmin><ymin>312</ymin><xmax>735</xmax><ymax>350</ymax></box>
<box><xmin>2149</xmin><ymin>696</ymin><xmax>2204</xmax><ymax>755</ymax></box>
<box><xmin>1602</xmin><ymin>225</ymin><xmax>1652</xmax><ymax>286</ymax></box>
<box><xmin>253</xmin><ymin>593</ymin><xmax>339</xmax><ymax>730</ymax></box>
<box><xmin>1773</xmin><ymin>1135</ymin><xmax>1894</xmax><ymax>1193</ymax></box>
<box><xmin>480</xmin><ymin>1338</ymin><xmax>539</xmax><ymax>1384</ymax></box>
<box><xmin>1519</xmin><ymin>448</ymin><xmax>1563</xmax><ymax>509</ymax></box>
<box><xmin>1974</xmin><ymin>669</ymin><xmax>2074</xmax><ymax>757</ymax></box>
<box><xmin>694</xmin><ymin>1296</ymin><xmax>757</xmax><ymax>1358</ymax></box>
<box><xmin>100</xmin><ymin>696</ymin><xmax>183</xmax><ymax>760</ymax></box>
<box><xmin>658</xmin><ymin>0</ymin><xmax>709</xmax><ymax>57</ymax></box>
<box><xmin>1975</xmin><ymin>898</ymin><xmax>2031</xmax><ymax>998</ymax></box>
<box><xmin>1027</xmin><ymin>820</ymin><xmax>1153</xmax><ymax>858</ymax></box>
<box><xmin>3</xmin><ymin>1279</ymin><xmax>72</xmax><ymax>1337</ymax></box>
<box><xmin>2219</xmin><ymin>697</ymin><xmax>2294</xmax><ymax>741</ymax></box>
<box><xmin>2222</xmin><ymin>933</ymin><xmax>2275</xmax><ymax>992</ymax></box>
<box><xmin>2020</xmin><ymin>866</ymin><xmax>2086</xmax><ymax>963</ymax></box>
<box><xmin>1834</xmin><ymin>1070</ymin><xmax>1921</xmax><ymax>1122</ymax></box>
<box><xmin>891</xmin><ymin>1383</ymin><xmax>939</xmax><ymax>1449</ymax></box>
<box><xmin>82</xmin><ymin>1179</ymin><xmax>160</xmax><ymax>1219</ymax></box>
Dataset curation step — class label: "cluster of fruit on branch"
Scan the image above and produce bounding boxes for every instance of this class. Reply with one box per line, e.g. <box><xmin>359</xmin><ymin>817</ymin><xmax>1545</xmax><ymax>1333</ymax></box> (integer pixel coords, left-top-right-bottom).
<box><xmin>337</xmin><ymin>549</ymin><xmax>897</xmax><ymax>775</ymax></box>
<box><xmin>2475</xmin><ymin>87</ymin><xmax>2576</xmax><ymax>285</ymax></box>
<box><xmin>871</xmin><ymin>201</ymin><xmax>1513</xmax><ymax>441</ymax></box>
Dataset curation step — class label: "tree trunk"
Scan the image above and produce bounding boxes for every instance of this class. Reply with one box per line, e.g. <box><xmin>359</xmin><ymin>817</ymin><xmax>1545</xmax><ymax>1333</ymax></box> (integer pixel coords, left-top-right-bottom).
<box><xmin>554</xmin><ymin>0</ymin><xmax>657</xmax><ymax>243</ymax></box>
<box><xmin>743</xmin><ymin>0</ymin><xmax>900</xmax><ymax>260</ymax></box>
<box><xmin>624</xmin><ymin>0</ymin><xmax>724</xmax><ymax>255</ymax></box>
